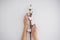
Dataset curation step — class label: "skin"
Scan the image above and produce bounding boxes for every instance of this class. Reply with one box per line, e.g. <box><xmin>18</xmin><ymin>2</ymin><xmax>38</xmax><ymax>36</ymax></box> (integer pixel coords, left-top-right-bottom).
<box><xmin>21</xmin><ymin>14</ymin><xmax>39</xmax><ymax>40</ymax></box>
<box><xmin>31</xmin><ymin>24</ymin><xmax>39</xmax><ymax>40</ymax></box>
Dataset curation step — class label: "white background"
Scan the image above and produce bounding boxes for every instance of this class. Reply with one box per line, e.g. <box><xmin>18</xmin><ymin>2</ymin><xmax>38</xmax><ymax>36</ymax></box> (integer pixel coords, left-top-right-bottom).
<box><xmin>0</xmin><ymin>0</ymin><xmax>60</xmax><ymax>40</ymax></box>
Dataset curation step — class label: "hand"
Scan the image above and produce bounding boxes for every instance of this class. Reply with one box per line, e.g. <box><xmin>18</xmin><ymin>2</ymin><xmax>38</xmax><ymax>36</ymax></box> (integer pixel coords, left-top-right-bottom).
<box><xmin>31</xmin><ymin>24</ymin><xmax>38</xmax><ymax>40</ymax></box>
<box><xmin>24</xmin><ymin>13</ymin><xmax>29</xmax><ymax>31</ymax></box>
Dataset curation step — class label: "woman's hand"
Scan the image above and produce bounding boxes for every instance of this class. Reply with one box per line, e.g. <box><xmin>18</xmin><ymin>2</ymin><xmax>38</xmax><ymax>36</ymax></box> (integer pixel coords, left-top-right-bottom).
<box><xmin>31</xmin><ymin>24</ymin><xmax>39</xmax><ymax>40</ymax></box>
<box><xmin>21</xmin><ymin>14</ymin><xmax>29</xmax><ymax>40</ymax></box>
<box><xmin>22</xmin><ymin>13</ymin><xmax>39</xmax><ymax>40</ymax></box>
<box><xmin>24</xmin><ymin>14</ymin><xmax>29</xmax><ymax>31</ymax></box>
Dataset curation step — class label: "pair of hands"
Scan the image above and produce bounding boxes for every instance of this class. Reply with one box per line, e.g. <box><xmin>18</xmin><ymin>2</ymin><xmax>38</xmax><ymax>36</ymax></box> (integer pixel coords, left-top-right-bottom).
<box><xmin>24</xmin><ymin>14</ymin><xmax>38</xmax><ymax>38</ymax></box>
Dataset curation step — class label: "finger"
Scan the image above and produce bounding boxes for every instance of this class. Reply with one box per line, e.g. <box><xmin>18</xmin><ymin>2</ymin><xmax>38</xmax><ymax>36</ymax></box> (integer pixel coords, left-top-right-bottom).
<box><xmin>24</xmin><ymin>16</ymin><xmax>28</xmax><ymax>23</ymax></box>
<box><xmin>32</xmin><ymin>24</ymin><xmax>38</xmax><ymax>31</ymax></box>
<box><xmin>33</xmin><ymin>24</ymin><xmax>37</xmax><ymax>29</ymax></box>
<box><xmin>24</xmin><ymin>14</ymin><xmax>29</xmax><ymax>21</ymax></box>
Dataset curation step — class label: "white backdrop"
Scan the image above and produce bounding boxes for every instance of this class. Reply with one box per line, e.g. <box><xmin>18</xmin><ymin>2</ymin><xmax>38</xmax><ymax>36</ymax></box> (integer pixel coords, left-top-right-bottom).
<box><xmin>0</xmin><ymin>0</ymin><xmax>60</xmax><ymax>40</ymax></box>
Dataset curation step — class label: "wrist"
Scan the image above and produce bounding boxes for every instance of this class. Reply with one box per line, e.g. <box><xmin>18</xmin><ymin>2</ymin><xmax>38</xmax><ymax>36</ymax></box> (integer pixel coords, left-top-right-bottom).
<box><xmin>33</xmin><ymin>33</ymin><xmax>39</xmax><ymax>40</ymax></box>
<box><xmin>23</xmin><ymin>27</ymin><xmax>27</xmax><ymax>32</ymax></box>
<box><xmin>34</xmin><ymin>36</ymin><xmax>38</xmax><ymax>40</ymax></box>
